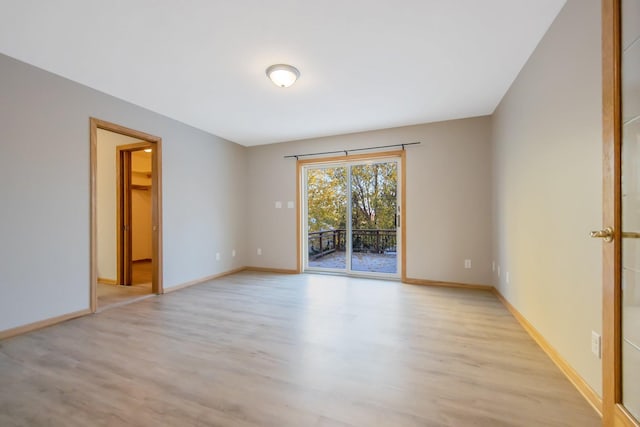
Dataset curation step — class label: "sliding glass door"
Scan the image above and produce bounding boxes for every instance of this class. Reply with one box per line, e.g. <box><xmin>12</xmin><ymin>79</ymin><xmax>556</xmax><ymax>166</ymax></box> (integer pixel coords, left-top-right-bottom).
<box><xmin>303</xmin><ymin>157</ymin><xmax>400</xmax><ymax>278</ymax></box>
<box><xmin>306</xmin><ymin>165</ymin><xmax>348</xmax><ymax>270</ymax></box>
<box><xmin>350</xmin><ymin>162</ymin><xmax>398</xmax><ymax>274</ymax></box>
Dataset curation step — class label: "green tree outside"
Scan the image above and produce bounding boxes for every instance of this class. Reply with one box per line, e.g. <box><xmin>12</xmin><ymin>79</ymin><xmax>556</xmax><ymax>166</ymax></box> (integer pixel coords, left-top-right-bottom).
<box><xmin>306</xmin><ymin>162</ymin><xmax>397</xmax><ymax>233</ymax></box>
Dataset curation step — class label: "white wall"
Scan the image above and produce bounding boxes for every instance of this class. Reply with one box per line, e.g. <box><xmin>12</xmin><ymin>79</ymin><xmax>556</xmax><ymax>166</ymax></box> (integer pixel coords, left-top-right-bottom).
<box><xmin>96</xmin><ymin>129</ymin><xmax>142</xmax><ymax>280</ymax></box>
<box><xmin>0</xmin><ymin>53</ymin><xmax>247</xmax><ymax>332</ymax></box>
<box><xmin>246</xmin><ymin>117</ymin><xmax>493</xmax><ymax>285</ymax></box>
<box><xmin>491</xmin><ymin>0</ymin><xmax>602</xmax><ymax>395</ymax></box>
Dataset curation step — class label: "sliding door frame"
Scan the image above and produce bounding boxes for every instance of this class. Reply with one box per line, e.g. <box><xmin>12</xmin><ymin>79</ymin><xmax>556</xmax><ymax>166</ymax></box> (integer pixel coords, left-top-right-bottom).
<box><xmin>296</xmin><ymin>150</ymin><xmax>406</xmax><ymax>281</ymax></box>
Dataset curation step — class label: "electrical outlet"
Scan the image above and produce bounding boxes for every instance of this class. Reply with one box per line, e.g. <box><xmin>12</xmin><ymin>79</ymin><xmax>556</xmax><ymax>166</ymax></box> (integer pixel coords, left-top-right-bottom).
<box><xmin>506</xmin><ymin>272</ymin><xmax>510</xmax><ymax>284</ymax></box>
<box><xmin>232</xmin><ymin>249</ymin><xmax>236</xmax><ymax>257</ymax></box>
<box><xmin>497</xmin><ymin>266</ymin><xmax>501</xmax><ymax>277</ymax></box>
<box><xmin>464</xmin><ymin>259</ymin><xmax>471</xmax><ymax>269</ymax></box>
<box><xmin>257</xmin><ymin>248</ymin><xmax>262</xmax><ymax>256</ymax></box>
<box><xmin>591</xmin><ymin>331</ymin><xmax>601</xmax><ymax>359</ymax></box>
<box><xmin>492</xmin><ymin>261</ymin><xmax>495</xmax><ymax>272</ymax></box>
<box><xmin>216</xmin><ymin>252</ymin><xmax>220</xmax><ymax>261</ymax></box>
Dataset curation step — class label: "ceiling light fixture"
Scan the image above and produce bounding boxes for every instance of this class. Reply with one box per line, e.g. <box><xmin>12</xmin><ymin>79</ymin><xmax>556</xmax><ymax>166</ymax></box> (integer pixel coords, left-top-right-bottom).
<box><xmin>266</xmin><ymin>64</ymin><xmax>300</xmax><ymax>88</ymax></box>
<box><xmin>144</xmin><ymin>148</ymin><xmax>152</xmax><ymax>153</ymax></box>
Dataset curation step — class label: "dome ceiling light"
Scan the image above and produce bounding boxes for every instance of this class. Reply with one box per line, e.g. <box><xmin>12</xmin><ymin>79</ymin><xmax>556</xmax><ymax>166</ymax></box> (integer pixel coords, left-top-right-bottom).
<box><xmin>266</xmin><ymin>64</ymin><xmax>300</xmax><ymax>88</ymax></box>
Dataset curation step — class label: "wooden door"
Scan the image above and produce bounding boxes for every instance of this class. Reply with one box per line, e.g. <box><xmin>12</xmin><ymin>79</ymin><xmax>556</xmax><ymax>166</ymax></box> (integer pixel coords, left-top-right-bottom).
<box><xmin>601</xmin><ymin>0</ymin><xmax>640</xmax><ymax>425</ymax></box>
<box><xmin>118</xmin><ymin>149</ymin><xmax>133</xmax><ymax>286</ymax></box>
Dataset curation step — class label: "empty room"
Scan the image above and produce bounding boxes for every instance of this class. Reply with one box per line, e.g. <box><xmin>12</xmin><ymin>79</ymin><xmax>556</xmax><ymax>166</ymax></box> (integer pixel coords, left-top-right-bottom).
<box><xmin>0</xmin><ymin>0</ymin><xmax>635</xmax><ymax>426</ymax></box>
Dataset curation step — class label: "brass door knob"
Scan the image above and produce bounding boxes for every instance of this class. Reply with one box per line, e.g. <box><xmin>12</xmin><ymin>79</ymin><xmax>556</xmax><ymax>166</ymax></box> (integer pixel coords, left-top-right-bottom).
<box><xmin>590</xmin><ymin>227</ymin><xmax>614</xmax><ymax>242</ymax></box>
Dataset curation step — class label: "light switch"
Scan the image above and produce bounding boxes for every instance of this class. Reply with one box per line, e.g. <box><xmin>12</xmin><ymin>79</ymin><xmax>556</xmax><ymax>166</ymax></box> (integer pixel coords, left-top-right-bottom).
<box><xmin>275</xmin><ymin>201</ymin><xmax>282</xmax><ymax>209</ymax></box>
<box><xmin>287</xmin><ymin>201</ymin><xmax>294</xmax><ymax>209</ymax></box>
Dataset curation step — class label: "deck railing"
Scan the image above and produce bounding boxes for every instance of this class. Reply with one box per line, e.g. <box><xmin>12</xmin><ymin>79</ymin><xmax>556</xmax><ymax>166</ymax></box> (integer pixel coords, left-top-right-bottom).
<box><xmin>308</xmin><ymin>229</ymin><xmax>396</xmax><ymax>259</ymax></box>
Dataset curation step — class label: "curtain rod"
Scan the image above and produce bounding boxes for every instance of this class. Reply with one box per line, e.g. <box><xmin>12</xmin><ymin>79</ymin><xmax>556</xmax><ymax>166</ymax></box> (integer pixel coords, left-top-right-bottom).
<box><xmin>284</xmin><ymin>142</ymin><xmax>421</xmax><ymax>159</ymax></box>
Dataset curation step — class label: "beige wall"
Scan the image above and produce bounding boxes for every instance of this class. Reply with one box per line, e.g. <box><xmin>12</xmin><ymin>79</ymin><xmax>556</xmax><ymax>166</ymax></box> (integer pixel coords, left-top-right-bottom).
<box><xmin>246</xmin><ymin>117</ymin><xmax>493</xmax><ymax>286</ymax></box>
<box><xmin>491</xmin><ymin>0</ymin><xmax>602</xmax><ymax>395</ymax></box>
<box><xmin>0</xmin><ymin>53</ymin><xmax>247</xmax><ymax>332</ymax></box>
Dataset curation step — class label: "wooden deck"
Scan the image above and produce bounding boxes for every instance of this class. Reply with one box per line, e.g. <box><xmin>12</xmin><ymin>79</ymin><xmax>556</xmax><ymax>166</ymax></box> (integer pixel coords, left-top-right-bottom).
<box><xmin>0</xmin><ymin>272</ymin><xmax>599</xmax><ymax>426</ymax></box>
<box><xmin>308</xmin><ymin>251</ymin><xmax>397</xmax><ymax>273</ymax></box>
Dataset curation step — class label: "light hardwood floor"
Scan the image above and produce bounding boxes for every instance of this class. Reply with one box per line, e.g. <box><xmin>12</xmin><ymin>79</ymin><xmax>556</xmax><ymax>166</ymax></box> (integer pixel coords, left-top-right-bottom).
<box><xmin>0</xmin><ymin>272</ymin><xmax>600</xmax><ymax>426</ymax></box>
<box><xmin>96</xmin><ymin>282</ymin><xmax>153</xmax><ymax>308</ymax></box>
<box><xmin>97</xmin><ymin>261</ymin><xmax>153</xmax><ymax>308</ymax></box>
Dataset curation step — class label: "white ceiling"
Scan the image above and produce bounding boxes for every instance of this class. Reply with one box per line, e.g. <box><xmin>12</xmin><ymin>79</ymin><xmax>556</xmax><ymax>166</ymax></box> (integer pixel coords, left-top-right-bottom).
<box><xmin>0</xmin><ymin>0</ymin><xmax>566</xmax><ymax>146</ymax></box>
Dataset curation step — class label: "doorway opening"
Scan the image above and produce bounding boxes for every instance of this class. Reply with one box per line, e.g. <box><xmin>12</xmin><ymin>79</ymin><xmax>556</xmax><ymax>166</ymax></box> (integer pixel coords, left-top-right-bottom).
<box><xmin>90</xmin><ymin>118</ymin><xmax>163</xmax><ymax>311</ymax></box>
<box><xmin>298</xmin><ymin>151</ymin><xmax>405</xmax><ymax>279</ymax></box>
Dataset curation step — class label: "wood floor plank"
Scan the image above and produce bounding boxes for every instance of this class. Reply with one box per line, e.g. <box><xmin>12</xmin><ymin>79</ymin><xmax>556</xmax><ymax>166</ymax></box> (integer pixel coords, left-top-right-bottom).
<box><xmin>0</xmin><ymin>272</ymin><xmax>599</xmax><ymax>426</ymax></box>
